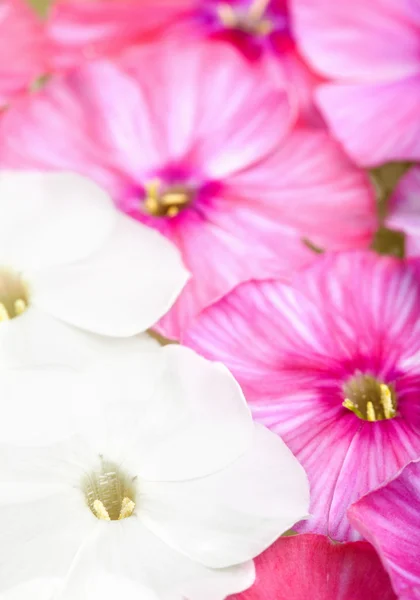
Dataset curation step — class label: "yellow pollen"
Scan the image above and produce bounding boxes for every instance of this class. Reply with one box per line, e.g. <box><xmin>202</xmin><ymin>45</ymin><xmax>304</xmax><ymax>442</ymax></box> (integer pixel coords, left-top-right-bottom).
<box><xmin>366</xmin><ymin>401</ymin><xmax>376</xmax><ymax>422</ymax></box>
<box><xmin>143</xmin><ymin>179</ymin><xmax>192</xmax><ymax>218</ymax></box>
<box><xmin>217</xmin><ymin>0</ymin><xmax>273</xmax><ymax>35</ymax></box>
<box><xmin>93</xmin><ymin>499</ymin><xmax>111</xmax><ymax>521</ymax></box>
<box><xmin>14</xmin><ymin>298</ymin><xmax>27</xmax><ymax>316</ymax></box>
<box><xmin>380</xmin><ymin>383</ymin><xmax>396</xmax><ymax>419</ymax></box>
<box><xmin>0</xmin><ymin>303</ymin><xmax>10</xmax><ymax>322</ymax></box>
<box><xmin>118</xmin><ymin>497</ymin><xmax>136</xmax><ymax>520</ymax></box>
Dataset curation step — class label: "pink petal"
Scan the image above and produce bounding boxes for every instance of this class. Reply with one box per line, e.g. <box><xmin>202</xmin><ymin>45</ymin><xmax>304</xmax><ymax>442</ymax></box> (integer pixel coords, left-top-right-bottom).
<box><xmin>291</xmin><ymin>0</ymin><xmax>420</xmax><ymax>81</ymax></box>
<box><xmin>183</xmin><ymin>253</ymin><xmax>420</xmax><ymax>538</ymax></box>
<box><xmin>0</xmin><ymin>0</ymin><xmax>48</xmax><ymax>105</ymax></box>
<box><xmin>227</xmin><ymin>127</ymin><xmax>377</xmax><ymax>250</ymax></box>
<box><xmin>228</xmin><ymin>534</ymin><xmax>396</xmax><ymax>600</ymax></box>
<box><xmin>387</xmin><ymin>166</ymin><xmax>420</xmax><ymax>256</ymax></box>
<box><xmin>48</xmin><ymin>0</ymin><xmax>193</xmax><ymax>69</ymax></box>
<box><xmin>349</xmin><ymin>459</ymin><xmax>420</xmax><ymax>599</ymax></box>
<box><xmin>317</xmin><ymin>75</ymin><xmax>420</xmax><ymax>166</ymax></box>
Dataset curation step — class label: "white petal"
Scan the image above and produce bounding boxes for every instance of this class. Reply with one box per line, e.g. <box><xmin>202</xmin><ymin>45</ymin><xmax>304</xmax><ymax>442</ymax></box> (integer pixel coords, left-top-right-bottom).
<box><xmin>59</xmin><ymin>519</ymin><xmax>254</xmax><ymax>600</ymax></box>
<box><xmin>0</xmin><ymin>171</ymin><xmax>115</xmax><ymax>271</ymax></box>
<box><xmin>0</xmin><ymin>487</ymin><xmax>96</xmax><ymax>593</ymax></box>
<box><xmin>140</xmin><ymin>424</ymin><xmax>310</xmax><ymax>569</ymax></box>
<box><xmin>0</xmin><ymin>579</ymin><xmax>59</xmax><ymax>600</ymax></box>
<box><xmin>32</xmin><ymin>213</ymin><xmax>189</xmax><ymax>336</ymax></box>
<box><xmin>0</xmin><ymin>307</ymin><xmax>159</xmax><ymax>369</ymax></box>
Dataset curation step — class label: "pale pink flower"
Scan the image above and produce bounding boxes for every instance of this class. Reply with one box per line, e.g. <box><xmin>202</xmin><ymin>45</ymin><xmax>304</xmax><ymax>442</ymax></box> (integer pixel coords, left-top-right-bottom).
<box><xmin>183</xmin><ymin>251</ymin><xmax>420</xmax><ymax>539</ymax></box>
<box><xmin>228</xmin><ymin>534</ymin><xmax>396</xmax><ymax>600</ymax></box>
<box><xmin>349</xmin><ymin>459</ymin><xmax>420</xmax><ymax>600</ymax></box>
<box><xmin>0</xmin><ymin>0</ymin><xmax>49</xmax><ymax>106</ymax></box>
<box><xmin>291</xmin><ymin>0</ymin><xmax>420</xmax><ymax>165</ymax></box>
<box><xmin>387</xmin><ymin>167</ymin><xmax>420</xmax><ymax>256</ymax></box>
<box><xmin>0</xmin><ymin>40</ymin><xmax>377</xmax><ymax>338</ymax></box>
<box><xmin>48</xmin><ymin>0</ymin><xmax>323</xmax><ymax>124</ymax></box>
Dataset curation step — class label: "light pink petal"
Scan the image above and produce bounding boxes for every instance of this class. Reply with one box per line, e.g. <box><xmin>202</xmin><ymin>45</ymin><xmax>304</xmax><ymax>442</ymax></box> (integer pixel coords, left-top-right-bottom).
<box><xmin>120</xmin><ymin>38</ymin><xmax>293</xmax><ymax>178</ymax></box>
<box><xmin>387</xmin><ymin>166</ymin><xmax>420</xmax><ymax>256</ymax></box>
<box><xmin>0</xmin><ymin>0</ymin><xmax>48</xmax><ymax>105</ymax></box>
<box><xmin>229</xmin><ymin>534</ymin><xmax>397</xmax><ymax>600</ymax></box>
<box><xmin>317</xmin><ymin>76</ymin><xmax>420</xmax><ymax>166</ymax></box>
<box><xmin>349</xmin><ymin>459</ymin><xmax>420</xmax><ymax>600</ymax></box>
<box><xmin>183</xmin><ymin>253</ymin><xmax>420</xmax><ymax>539</ymax></box>
<box><xmin>0</xmin><ymin>61</ymin><xmax>159</xmax><ymax>191</ymax></box>
<box><xmin>227</xmin><ymin>128</ymin><xmax>377</xmax><ymax>250</ymax></box>
<box><xmin>157</xmin><ymin>198</ymin><xmax>314</xmax><ymax>339</ymax></box>
<box><xmin>291</xmin><ymin>0</ymin><xmax>420</xmax><ymax>81</ymax></box>
<box><xmin>48</xmin><ymin>0</ymin><xmax>193</xmax><ymax>69</ymax></box>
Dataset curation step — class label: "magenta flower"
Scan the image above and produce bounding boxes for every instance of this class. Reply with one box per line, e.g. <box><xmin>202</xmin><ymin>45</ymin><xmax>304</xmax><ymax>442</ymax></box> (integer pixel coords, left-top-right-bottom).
<box><xmin>228</xmin><ymin>534</ymin><xmax>396</xmax><ymax>599</ymax></box>
<box><xmin>387</xmin><ymin>167</ymin><xmax>420</xmax><ymax>257</ymax></box>
<box><xmin>183</xmin><ymin>252</ymin><xmax>420</xmax><ymax>538</ymax></box>
<box><xmin>291</xmin><ymin>0</ymin><xmax>420</xmax><ymax>165</ymax></box>
<box><xmin>0</xmin><ymin>0</ymin><xmax>49</xmax><ymax>105</ymax></box>
<box><xmin>349</xmin><ymin>459</ymin><xmax>420</xmax><ymax>600</ymax></box>
<box><xmin>0</xmin><ymin>41</ymin><xmax>376</xmax><ymax>338</ymax></box>
<box><xmin>48</xmin><ymin>0</ymin><xmax>323</xmax><ymax>123</ymax></box>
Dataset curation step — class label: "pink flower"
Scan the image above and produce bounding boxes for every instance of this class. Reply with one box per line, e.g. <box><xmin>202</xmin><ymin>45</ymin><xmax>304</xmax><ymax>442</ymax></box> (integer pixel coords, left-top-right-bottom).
<box><xmin>387</xmin><ymin>167</ymin><xmax>420</xmax><ymax>257</ymax></box>
<box><xmin>48</xmin><ymin>0</ymin><xmax>323</xmax><ymax>124</ymax></box>
<box><xmin>228</xmin><ymin>534</ymin><xmax>396</xmax><ymax>600</ymax></box>
<box><xmin>0</xmin><ymin>40</ymin><xmax>377</xmax><ymax>338</ymax></box>
<box><xmin>182</xmin><ymin>251</ymin><xmax>420</xmax><ymax>538</ymax></box>
<box><xmin>291</xmin><ymin>0</ymin><xmax>420</xmax><ymax>165</ymax></box>
<box><xmin>349</xmin><ymin>460</ymin><xmax>420</xmax><ymax>600</ymax></box>
<box><xmin>0</xmin><ymin>0</ymin><xmax>49</xmax><ymax>106</ymax></box>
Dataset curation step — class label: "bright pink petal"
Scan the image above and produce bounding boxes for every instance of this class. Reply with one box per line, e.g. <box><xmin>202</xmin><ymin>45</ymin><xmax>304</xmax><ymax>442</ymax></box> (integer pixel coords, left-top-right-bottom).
<box><xmin>227</xmin><ymin>127</ymin><xmax>377</xmax><ymax>250</ymax></box>
<box><xmin>291</xmin><ymin>0</ymin><xmax>420</xmax><ymax>81</ymax></box>
<box><xmin>387</xmin><ymin>166</ymin><xmax>420</xmax><ymax>256</ymax></box>
<box><xmin>0</xmin><ymin>0</ymin><xmax>48</xmax><ymax>105</ymax></box>
<box><xmin>183</xmin><ymin>253</ymin><xmax>420</xmax><ymax>538</ymax></box>
<box><xmin>349</xmin><ymin>459</ymin><xmax>420</xmax><ymax>600</ymax></box>
<box><xmin>317</xmin><ymin>75</ymin><xmax>420</xmax><ymax>166</ymax></box>
<box><xmin>48</xmin><ymin>0</ymin><xmax>193</xmax><ymax>69</ymax></box>
<box><xmin>229</xmin><ymin>534</ymin><xmax>396</xmax><ymax>600</ymax></box>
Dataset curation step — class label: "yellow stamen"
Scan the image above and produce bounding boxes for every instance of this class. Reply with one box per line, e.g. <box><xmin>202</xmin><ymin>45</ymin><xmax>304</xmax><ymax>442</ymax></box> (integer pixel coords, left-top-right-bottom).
<box><xmin>217</xmin><ymin>2</ymin><xmax>237</xmax><ymax>27</ymax></box>
<box><xmin>118</xmin><ymin>497</ymin><xmax>136</xmax><ymax>520</ymax></box>
<box><xmin>380</xmin><ymin>384</ymin><xmax>396</xmax><ymax>419</ymax></box>
<box><xmin>248</xmin><ymin>0</ymin><xmax>271</xmax><ymax>20</ymax></box>
<box><xmin>93</xmin><ymin>499</ymin><xmax>111</xmax><ymax>521</ymax></box>
<box><xmin>14</xmin><ymin>298</ymin><xmax>27</xmax><ymax>316</ymax></box>
<box><xmin>143</xmin><ymin>179</ymin><xmax>192</xmax><ymax>218</ymax></box>
<box><xmin>0</xmin><ymin>303</ymin><xmax>10</xmax><ymax>322</ymax></box>
<box><xmin>366</xmin><ymin>401</ymin><xmax>376</xmax><ymax>422</ymax></box>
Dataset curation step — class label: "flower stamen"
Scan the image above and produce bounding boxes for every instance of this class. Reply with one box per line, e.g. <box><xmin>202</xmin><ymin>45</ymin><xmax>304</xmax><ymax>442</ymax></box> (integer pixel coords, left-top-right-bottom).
<box><xmin>143</xmin><ymin>179</ymin><xmax>193</xmax><ymax>218</ymax></box>
<box><xmin>0</xmin><ymin>268</ymin><xmax>29</xmax><ymax>322</ymax></box>
<box><xmin>343</xmin><ymin>374</ymin><xmax>397</xmax><ymax>422</ymax></box>
<box><xmin>83</xmin><ymin>459</ymin><xmax>136</xmax><ymax>521</ymax></box>
<box><xmin>217</xmin><ymin>0</ymin><xmax>273</xmax><ymax>36</ymax></box>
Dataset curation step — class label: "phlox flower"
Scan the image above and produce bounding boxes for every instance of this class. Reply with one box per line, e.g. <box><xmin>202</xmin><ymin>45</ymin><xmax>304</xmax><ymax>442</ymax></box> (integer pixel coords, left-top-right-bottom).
<box><xmin>228</xmin><ymin>533</ymin><xmax>396</xmax><ymax>599</ymax></box>
<box><xmin>0</xmin><ymin>171</ymin><xmax>188</xmax><ymax>368</ymax></box>
<box><xmin>387</xmin><ymin>166</ymin><xmax>420</xmax><ymax>256</ymax></box>
<box><xmin>0</xmin><ymin>0</ymin><xmax>49</xmax><ymax>106</ymax></box>
<box><xmin>0</xmin><ymin>39</ymin><xmax>377</xmax><ymax>338</ymax></box>
<box><xmin>183</xmin><ymin>251</ymin><xmax>420</xmax><ymax>540</ymax></box>
<box><xmin>0</xmin><ymin>346</ymin><xmax>309</xmax><ymax>599</ymax></box>
<box><xmin>349</xmin><ymin>459</ymin><xmax>420</xmax><ymax>600</ymax></box>
<box><xmin>47</xmin><ymin>0</ymin><xmax>322</xmax><ymax>122</ymax></box>
<box><xmin>291</xmin><ymin>0</ymin><xmax>420</xmax><ymax>165</ymax></box>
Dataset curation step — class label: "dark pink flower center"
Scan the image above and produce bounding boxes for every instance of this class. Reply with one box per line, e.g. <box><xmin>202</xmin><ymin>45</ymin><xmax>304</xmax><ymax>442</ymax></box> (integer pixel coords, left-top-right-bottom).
<box><xmin>342</xmin><ymin>373</ymin><xmax>397</xmax><ymax>422</ymax></box>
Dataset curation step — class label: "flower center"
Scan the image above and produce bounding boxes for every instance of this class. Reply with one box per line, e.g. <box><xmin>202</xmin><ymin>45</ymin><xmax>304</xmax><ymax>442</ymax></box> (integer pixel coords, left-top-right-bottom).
<box><xmin>217</xmin><ymin>0</ymin><xmax>273</xmax><ymax>36</ymax></box>
<box><xmin>342</xmin><ymin>374</ymin><xmax>397</xmax><ymax>422</ymax></box>
<box><xmin>0</xmin><ymin>267</ymin><xmax>29</xmax><ymax>322</ymax></box>
<box><xmin>83</xmin><ymin>458</ymin><xmax>136</xmax><ymax>521</ymax></box>
<box><xmin>143</xmin><ymin>179</ymin><xmax>194</xmax><ymax>218</ymax></box>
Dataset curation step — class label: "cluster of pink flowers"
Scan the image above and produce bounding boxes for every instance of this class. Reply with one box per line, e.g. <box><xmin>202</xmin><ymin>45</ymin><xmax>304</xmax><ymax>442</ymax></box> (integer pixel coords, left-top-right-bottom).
<box><xmin>0</xmin><ymin>0</ymin><xmax>420</xmax><ymax>598</ymax></box>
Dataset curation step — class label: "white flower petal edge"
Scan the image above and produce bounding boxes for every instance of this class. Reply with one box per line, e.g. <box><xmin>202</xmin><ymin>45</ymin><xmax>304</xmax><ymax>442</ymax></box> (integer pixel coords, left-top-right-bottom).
<box><xmin>0</xmin><ymin>345</ymin><xmax>309</xmax><ymax>599</ymax></box>
<box><xmin>0</xmin><ymin>171</ymin><xmax>189</xmax><ymax>367</ymax></box>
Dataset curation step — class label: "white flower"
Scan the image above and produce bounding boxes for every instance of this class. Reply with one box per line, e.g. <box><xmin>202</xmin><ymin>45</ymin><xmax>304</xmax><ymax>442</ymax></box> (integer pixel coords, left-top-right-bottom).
<box><xmin>0</xmin><ymin>170</ymin><xmax>188</xmax><ymax>368</ymax></box>
<box><xmin>0</xmin><ymin>346</ymin><xmax>309</xmax><ymax>600</ymax></box>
